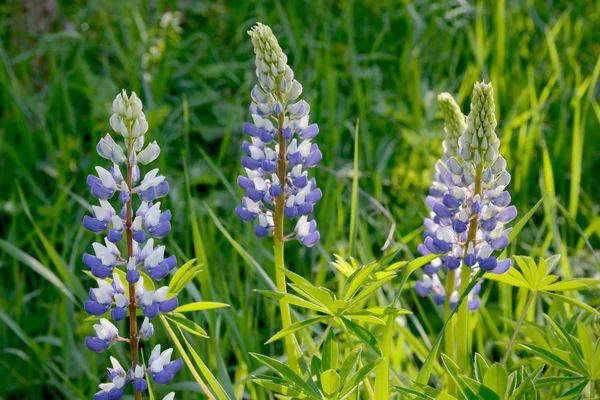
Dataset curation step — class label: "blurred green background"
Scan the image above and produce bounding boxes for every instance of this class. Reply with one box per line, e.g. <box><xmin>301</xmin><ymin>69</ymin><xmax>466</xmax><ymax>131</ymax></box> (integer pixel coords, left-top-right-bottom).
<box><xmin>1</xmin><ymin>0</ymin><xmax>599</xmax><ymax>398</ymax></box>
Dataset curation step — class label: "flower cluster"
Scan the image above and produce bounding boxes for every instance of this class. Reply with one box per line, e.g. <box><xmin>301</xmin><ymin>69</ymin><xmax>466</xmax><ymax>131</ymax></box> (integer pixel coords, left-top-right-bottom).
<box><xmin>416</xmin><ymin>83</ymin><xmax>517</xmax><ymax>309</ymax></box>
<box><xmin>235</xmin><ymin>23</ymin><xmax>322</xmax><ymax>247</ymax></box>
<box><xmin>83</xmin><ymin>90</ymin><xmax>182</xmax><ymax>399</ymax></box>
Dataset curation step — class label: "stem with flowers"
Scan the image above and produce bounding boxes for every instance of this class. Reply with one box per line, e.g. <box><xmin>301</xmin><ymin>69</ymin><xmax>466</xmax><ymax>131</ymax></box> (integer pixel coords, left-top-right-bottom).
<box><xmin>125</xmin><ymin>137</ymin><xmax>142</xmax><ymax>400</ymax></box>
<box><xmin>273</xmin><ymin>95</ymin><xmax>299</xmax><ymax>372</ymax></box>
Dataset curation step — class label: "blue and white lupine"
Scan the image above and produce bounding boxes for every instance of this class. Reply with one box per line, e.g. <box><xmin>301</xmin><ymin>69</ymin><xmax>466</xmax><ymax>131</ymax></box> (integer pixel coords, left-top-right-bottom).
<box><xmin>83</xmin><ymin>90</ymin><xmax>182</xmax><ymax>399</ymax></box>
<box><xmin>235</xmin><ymin>22</ymin><xmax>322</xmax><ymax>247</ymax></box>
<box><xmin>416</xmin><ymin>83</ymin><xmax>517</xmax><ymax>309</ymax></box>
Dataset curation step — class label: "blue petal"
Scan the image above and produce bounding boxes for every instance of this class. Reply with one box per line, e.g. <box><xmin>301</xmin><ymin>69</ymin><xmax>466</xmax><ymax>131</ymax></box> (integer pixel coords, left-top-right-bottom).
<box><xmin>84</xmin><ymin>300</ymin><xmax>110</xmax><ymax>316</ymax></box>
<box><xmin>143</xmin><ymin>304</ymin><xmax>160</xmax><ymax>319</ymax></box>
<box><xmin>111</xmin><ymin>307</ymin><xmax>127</xmax><ymax>321</ymax></box>
<box><xmin>85</xmin><ymin>336</ymin><xmax>109</xmax><ymax>352</ymax></box>
<box><xmin>84</xmin><ymin>216</ymin><xmax>108</xmax><ymax>233</ymax></box>
<box><xmin>158</xmin><ymin>297</ymin><xmax>179</xmax><ymax>313</ymax></box>
<box><xmin>300</xmin><ymin>124</ymin><xmax>319</xmax><ymax>139</ymax></box>
<box><xmin>133</xmin><ymin>378</ymin><xmax>148</xmax><ymax>393</ymax></box>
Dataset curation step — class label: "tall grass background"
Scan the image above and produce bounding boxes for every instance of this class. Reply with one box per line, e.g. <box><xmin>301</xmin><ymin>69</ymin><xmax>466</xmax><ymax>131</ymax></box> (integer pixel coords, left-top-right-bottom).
<box><xmin>0</xmin><ymin>0</ymin><xmax>599</xmax><ymax>398</ymax></box>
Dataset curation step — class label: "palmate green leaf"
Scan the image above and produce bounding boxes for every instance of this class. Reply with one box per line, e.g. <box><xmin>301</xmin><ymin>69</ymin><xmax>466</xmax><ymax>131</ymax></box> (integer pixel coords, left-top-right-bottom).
<box><xmin>339</xmin><ymin>358</ymin><xmax>382</xmax><ymax>398</ymax></box>
<box><xmin>460</xmin><ymin>376</ymin><xmax>501</xmax><ymax>400</ymax></box>
<box><xmin>255</xmin><ymin>290</ymin><xmax>331</xmax><ymax>314</ymax></box>
<box><xmin>514</xmin><ymin>342</ymin><xmax>579</xmax><ymax>373</ymax></box>
<box><xmin>543</xmin><ymin>314</ymin><xmax>588</xmax><ymax>371</ymax></box>
<box><xmin>339</xmin><ymin>347</ymin><xmax>361</xmax><ymax>386</ymax></box>
<box><xmin>250</xmin><ymin>353</ymin><xmax>322</xmax><ymax>399</ymax></box>
<box><xmin>347</xmin><ymin>275</ymin><xmax>396</xmax><ymax>308</ymax></box>
<box><xmin>440</xmin><ymin>354</ymin><xmax>485</xmax><ymax>400</ymax></box>
<box><xmin>164</xmin><ymin>314</ymin><xmax>209</xmax><ymax>338</ymax></box>
<box><xmin>341</xmin><ymin>311</ymin><xmax>385</xmax><ymax>325</ymax></box>
<box><xmin>544</xmin><ymin>292</ymin><xmax>600</xmax><ymax>317</ymax></box>
<box><xmin>172</xmin><ymin>302</ymin><xmax>230</xmax><ymax>313</ymax></box>
<box><xmin>482</xmin><ymin>363</ymin><xmax>508</xmax><ymax>398</ymax></box>
<box><xmin>321</xmin><ymin>369</ymin><xmax>341</xmax><ymax>397</ymax></box>
<box><xmin>576</xmin><ymin>322</ymin><xmax>595</xmax><ymax>376</ymax></box>
<box><xmin>342</xmin><ymin>262</ymin><xmax>379</xmax><ymax>301</ymax></box>
<box><xmin>413</xmin><ymin>382</ymin><xmax>458</xmax><ymax>399</ymax></box>
<box><xmin>557</xmin><ymin>380</ymin><xmax>588</xmax><ymax>399</ymax></box>
<box><xmin>535</xmin><ymin>376</ymin><xmax>586</xmax><ymax>389</ymax></box>
<box><xmin>281</xmin><ymin>268</ymin><xmax>336</xmax><ymax>311</ymax></box>
<box><xmin>393</xmin><ymin>386</ymin><xmax>435</xmax><ymax>399</ymax></box>
<box><xmin>473</xmin><ymin>353</ymin><xmax>490</xmax><ymax>383</ymax></box>
<box><xmin>321</xmin><ymin>330</ymin><xmax>338</xmax><ymax>372</ymax></box>
<box><xmin>484</xmin><ymin>269</ymin><xmax>528</xmax><ymax>289</ymax></box>
<box><xmin>288</xmin><ymin>283</ymin><xmax>336</xmax><ymax>313</ymax></box>
<box><xmin>266</xmin><ymin>316</ymin><xmax>327</xmax><ymax>344</ymax></box>
<box><xmin>340</xmin><ymin>316</ymin><xmax>381</xmax><ymax>356</ymax></box>
<box><xmin>542</xmin><ymin>278</ymin><xmax>600</xmax><ymax>292</ymax></box>
<box><xmin>252</xmin><ymin>375</ymin><xmax>307</xmax><ymax>399</ymax></box>
<box><xmin>385</xmin><ymin>253</ymin><xmax>439</xmax><ymax>273</ymax></box>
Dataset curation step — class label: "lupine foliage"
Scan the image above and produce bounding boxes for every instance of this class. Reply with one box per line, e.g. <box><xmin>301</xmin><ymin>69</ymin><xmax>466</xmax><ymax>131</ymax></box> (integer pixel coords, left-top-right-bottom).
<box><xmin>1</xmin><ymin>1</ymin><xmax>600</xmax><ymax>400</ymax></box>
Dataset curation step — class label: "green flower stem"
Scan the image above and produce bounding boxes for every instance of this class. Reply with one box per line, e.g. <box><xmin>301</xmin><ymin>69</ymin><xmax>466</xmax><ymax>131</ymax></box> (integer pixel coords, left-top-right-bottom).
<box><xmin>374</xmin><ymin>315</ymin><xmax>394</xmax><ymax>399</ymax></box>
<box><xmin>501</xmin><ymin>291</ymin><xmax>536</xmax><ymax>367</ymax></box>
<box><xmin>457</xmin><ymin>164</ymin><xmax>483</xmax><ymax>377</ymax></box>
<box><xmin>125</xmin><ymin>138</ymin><xmax>142</xmax><ymax>400</ymax></box>
<box><xmin>274</xmin><ymin>96</ymin><xmax>299</xmax><ymax>373</ymax></box>
<box><xmin>444</xmin><ymin>271</ymin><xmax>457</xmax><ymax>396</ymax></box>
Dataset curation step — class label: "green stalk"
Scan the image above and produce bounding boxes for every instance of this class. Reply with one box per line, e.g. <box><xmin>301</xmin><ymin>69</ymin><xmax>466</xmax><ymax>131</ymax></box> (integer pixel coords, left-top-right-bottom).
<box><xmin>501</xmin><ymin>291</ymin><xmax>535</xmax><ymax>366</ymax></box>
<box><xmin>444</xmin><ymin>271</ymin><xmax>457</xmax><ymax>396</ymax></box>
<box><xmin>457</xmin><ymin>164</ymin><xmax>483</xmax><ymax>377</ymax></box>
<box><xmin>374</xmin><ymin>315</ymin><xmax>393</xmax><ymax>399</ymax></box>
<box><xmin>273</xmin><ymin>88</ymin><xmax>299</xmax><ymax>373</ymax></box>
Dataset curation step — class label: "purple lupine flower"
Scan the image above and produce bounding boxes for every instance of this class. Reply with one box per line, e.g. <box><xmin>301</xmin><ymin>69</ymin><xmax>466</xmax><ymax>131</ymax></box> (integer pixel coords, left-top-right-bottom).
<box><xmin>139</xmin><ymin>286</ymin><xmax>179</xmax><ymax>319</ymax></box>
<box><xmin>147</xmin><ymin>345</ymin><xmax>183</xmax><ymax>385</ymax></box>
<box><xmin>83</xmin><ymin>273</ymin><xmax>128</xmax><ymax>321</ymax></box>
<box><xmin>236</xmin><ymin>23</ymin><xmax>321</xmax><ymax>246</ymax></box>
<box><xmin>85</xmin><ymin>318</ymin><xmax>120</xmax><ymax>352</ymax></box>
<box><xmin>83</xmin><ymin>90</ymin><xmax>182</xmax><ymax>397</ymax></box>
<box><xmin>416</xmin><ymin>84</ymin><xmax>516</xmax><ymax>309</ymax></box>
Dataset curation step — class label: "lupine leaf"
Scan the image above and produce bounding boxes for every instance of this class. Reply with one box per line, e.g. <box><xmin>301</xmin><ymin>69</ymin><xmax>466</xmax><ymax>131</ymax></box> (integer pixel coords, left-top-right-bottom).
<box><xmin>535</xmin><ymin>376</ymin><xmax>586</xmax><ymax>388</ymax></box>
<box><xmin>385</xmin><ymin>253</ymin><xmax>439</xmax><ymax>272</ymax></box>
<box><xmin>339</xmin><ymin>358</ymin><xmax>382</xmax><ymax>398</ymax></box>
<box><xmin>576</xmin><ymin>322</ymin><xmax>595</xmax><ymax>375</ymax></box>
<box><xmin>321</xmin><ymin>330</ymin><xmax>338</xmax><ymax>372</ymax></box>
<box><xmin>255</xmin><ymin>290</ymin><xmax>331</xmax><ymax>314</ymax></box>
<box><xmin>250</xmin><ymin>353</ymin><xmax>321</xmax><ymax>399</ymax></box>
<box><xmin>544</xmin><ymin>292</ymin><xmax>600</xmax><ymax>317</ymax></box>
<box><xmin>473</xmin><ymin>353</ymin><xmax>490</xmax><ymax>383</ymax></box>
<box><xmin>172</xmin><ymin>302</ymin><xmax>229</xmax><ymax>313</ymax></box>
<box><xmin>514</xmin><ymin>342</ymin><xmax>578</xmax><ymax>372</ymax></box>
<box><xmin>164</xmin><ymin>314</ymin><xmax>209</xmax><ymax>338</ymax></box>
<box><xmin>265</xmin><ymin>316</ymin><xmax>327</xmax><ymax>344</ymax></box>
<box><xmin>340</xmin><ymin>316</ymin><xmax>381</xmax><ymax>356</ymax></box>
<box><xmin>557</xmin><ymin>380</ymin><xmax>588</xmax><ymax>399</ymax></box>
<box><xmin>252</xmin><ymin>375</ymin><xmax>306</xmax><ymax>398</ymax></box>
<box><xmin>339</xmin><ymin>347</ymin><xmax>361</xmax><ymax>386</ymax></box>
<box><xmin>542</xmin><ymin>278</ymin><xmax>600</xmax><ymax>292</ymax></box>
<box><xmin>321</xmin><ymin>369</ymin><xmax>341</xmax><ymax>396</ymax></box>
<box><xmin>482</xmin><ymin>363</ymin><xmax>508</xmax><ymax>398</ymax></box>
<box><xmin>342</xmin><ymin>262</ymin><xmax>379</xmax><ymax>301</ymax></box>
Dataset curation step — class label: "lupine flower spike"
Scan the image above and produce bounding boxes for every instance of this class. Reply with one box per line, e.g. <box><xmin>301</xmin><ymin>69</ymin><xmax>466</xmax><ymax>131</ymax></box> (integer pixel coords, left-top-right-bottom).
<box><xmin>83</xmin><ymin>90</ymin><xmax>182</xmax><ymax>399</ymax></box>
<box><xmin>236</xmin><ymin>23</ymin><xmax>322</xmax><ymax>247</ymax></box>
<box><xmin>416</xmin><ymin>83</ymin><xmax>517</xmax><ymax>310</ymax></box>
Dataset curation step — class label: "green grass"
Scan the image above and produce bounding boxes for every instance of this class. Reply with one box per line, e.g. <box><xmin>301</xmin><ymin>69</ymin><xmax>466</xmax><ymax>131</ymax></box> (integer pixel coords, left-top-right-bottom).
<box><xmin>1</xmin><ymin>0</ymin><xmax>599</xmax><ymax>398</ymax></box>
